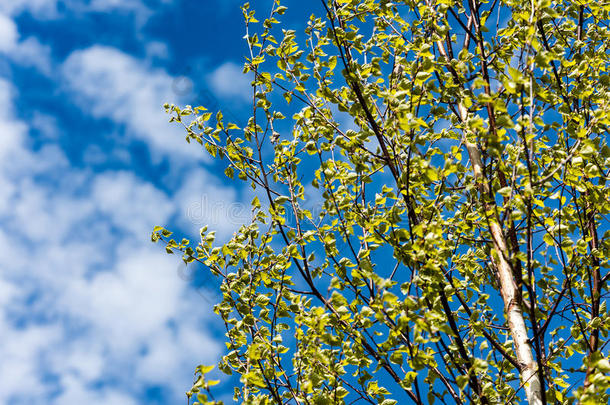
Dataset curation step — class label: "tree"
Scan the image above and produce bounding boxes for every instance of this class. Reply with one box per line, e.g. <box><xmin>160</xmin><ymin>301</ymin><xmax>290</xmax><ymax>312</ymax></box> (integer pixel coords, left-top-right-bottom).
<box><xmin>153</xmin><ymin>0</ymin><xmax>610</xmax><ymax>403</ymax></box>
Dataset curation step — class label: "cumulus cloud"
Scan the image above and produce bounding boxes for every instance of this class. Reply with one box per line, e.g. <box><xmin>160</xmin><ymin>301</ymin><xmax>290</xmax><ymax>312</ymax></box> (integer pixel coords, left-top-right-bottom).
<box><xmin>0</xmin><ymin>79</ymin><xmax>28</xmax><ymax>160</ymax></box>
<box><xmin>0</xmin><ymin>0</ymin><xmax>161</xmax><ymax>78</ymax></box>
<box><xmin>92</xmin><ymin>171</ymin><xmax>175</xmax><ymax>238</ymax></box>
<box><xmin>86</xmin><ymin>0</ymin><xmax>147</xmax><ymax>12</ymax></box>
<box><xmin>207</xmin><ymin>61</ymin><xmax>252</xmax><ymax>103</ymax></box>
<box><xmin>0</xmin><ymin>322</ymin><xmax>63</xmax><ymax>403</ymax></box>
<box><xmin>0</xmin><ymin>1</ymin><xmax>252</xmax><ymax>401</ymax></box>
<box><xmin>0</xmin><ymin>13</ymin><xmax>18</xmax><ymax>51</ymax></box>
<box><xmin>174</xmin><ymin>168</ymin><xmax>251</xmax><ymax>242</ymax></box>
<box><xmin>0</xmin><ymin>0</ymin><xmax>150</xmax><ymax>20</ymax></box>
<box><xmin>10</xmin><ymin>36</ymin><xmax>53</xmax><ymax>74</ymax></box>
<box><xmin>145</xmin><ymin>40</ymin><xmax>170</xmax><ymax>61</ymax></box>
<box><xmin>0</xmin><ymin>77</ymin><xmax>224</xmax><ymax>404</ymax></box>
<box><xmin>53</xmin><ymin>379</ymin><xmax>138</xmax><ymax>405</ymax></box>
<box><xmin>0</xmin><ymin>12</ymin><xmax>53</xmax><ymax>75</ymax></box>
<box><xmin>31</xmin><ymin>111</ymin><xmax>60</xmax><ymax>139</ymax></box>
<box><xmin>62</xmin><ymin>45</ymin><xmax>203</xmax><ymax>160</ymax></box>
<box><xmin>0</xmin><ymin>0</ymin><xmax>61</xmax><ymax>19</ymax></box>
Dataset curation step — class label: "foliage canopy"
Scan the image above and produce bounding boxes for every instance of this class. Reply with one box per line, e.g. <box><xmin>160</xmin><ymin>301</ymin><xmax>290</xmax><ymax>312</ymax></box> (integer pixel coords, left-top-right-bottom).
<box><xmin>154</xmin><ymin>0</ymin><xmax>610</xmax><ymax>403</ymax></box>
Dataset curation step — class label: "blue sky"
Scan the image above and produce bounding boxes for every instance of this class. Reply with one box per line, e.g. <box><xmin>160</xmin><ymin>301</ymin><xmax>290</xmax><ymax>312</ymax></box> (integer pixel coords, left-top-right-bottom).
<box><xmin>2</xmin><ymin>0</ymin><xmax>602</xmax><ymax>403</ymax></box>
<box><xmin>0</xmin><ymin>1</ymin><xmax>306</xmax><ymax>403</ymax></box>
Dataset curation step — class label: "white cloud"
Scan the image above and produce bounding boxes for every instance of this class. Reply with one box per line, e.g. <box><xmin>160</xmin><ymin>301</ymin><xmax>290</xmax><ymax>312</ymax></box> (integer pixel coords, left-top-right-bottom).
<box><xmin>303</xmin><ymin>182</ymin><xmax>324</xmax><ymax>214</ymax></box>
<box><xmin>0</xmin><ymin>13</ymin><xmax>18</xmax><ymax>51</ymax></box>
<box><xmin>0</xmin><ymin>80</ymin><xmax>28</xmax><ymax>161</ymax></box>
<box><xmin>0</xmin><ymin>0</ymin><xmax>162</xmax><ymax>79</ymax></box>
<box><xmin>0</xmin><ymin>0</ymin><xmax>150</xmax><ymax>20</ymax></box>
<box><xmin>60</xmin><ymin>246</ymin><xmax>218</xmax><ymax>354</ymax></box>
<box><xmin>86</xmin><ymin>0</ymin><xmax>147</xmax><ymax>12</ymax></box>
<box><xmin>62</xmin><ymin>46</ymin><xmax>204</xmax><ymax>160</ymax></box>
<box><xmin>53</xmin><ymin>376</ymin><xmax>138</xmax><ymax>405</ymax></box>
<box><xmin>174</xmin><ymin>168</ymin><xmax>251</xmax><ymax>242</ymax></box>
<box><xmin>92</xmin><ymin>171</ymin><xmax>174</xmax><ymax>237</ymax></box>
<box><xmin>0</xmin><ymin>323</ymin><xmax>62</xmax><ymax>403</ymax></box>
<box><xmin>13</xmin><ymin>178</ymin><xmax>92</xmax><ymax>243</ymax></box>
<box><xmin>0</xmin><ymin>77</ymin><xmax>225</xmax><ymax>403</ymax></box>
<box><xmin>31</xmin><ymin>111</ymin><xmax>60</xmax><ymax>139</ymax></box>
<box><xmin>145</xmin><ymin>40</ymin><xmax>170</xmax><ymax>61</ymax></box>
<box><xmin>0</xmin><ymin>278</ymin><xmax>17</xmax><ymax>307</ymax></box>
<box><xmin>207</xmin><ymin>62</ymin><xmax>252</xmax><ymax>103</ymax></box>
<box><xmin>10</xmin><ymin>36</ymin><xmax>53</xmax><ymax>75</ymax></box>
<box><xmin>0</xmin><ymin>0</ymin><xmax>61</xmax><ymax>19</ymax></box>
<box><xmin>0</xmin><ymin>12</ymin><xmax>53</xmax><ymax>75</ymax></box>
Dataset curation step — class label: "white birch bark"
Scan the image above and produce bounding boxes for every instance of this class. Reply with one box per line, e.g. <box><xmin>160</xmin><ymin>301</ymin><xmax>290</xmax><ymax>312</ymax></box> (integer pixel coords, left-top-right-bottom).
<box><xmin>458</xmin><ymin>103</ymin><xmax>544</xmax><ymax>405</ymax></box>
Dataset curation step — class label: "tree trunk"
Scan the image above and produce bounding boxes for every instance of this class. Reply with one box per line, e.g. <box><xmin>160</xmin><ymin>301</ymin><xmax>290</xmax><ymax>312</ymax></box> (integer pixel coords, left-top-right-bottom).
<box><xmin>460</xmin><ymin>103</ymin><xmax>544</xmax><ymax>405</ymax></box>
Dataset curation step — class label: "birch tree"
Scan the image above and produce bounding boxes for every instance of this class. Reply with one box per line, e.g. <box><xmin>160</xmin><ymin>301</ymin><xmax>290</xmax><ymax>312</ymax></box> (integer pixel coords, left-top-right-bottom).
<box><xmin>154</xmin><ymin>0</ymin><xmax>610</xmax><ymax>403</ymax></box>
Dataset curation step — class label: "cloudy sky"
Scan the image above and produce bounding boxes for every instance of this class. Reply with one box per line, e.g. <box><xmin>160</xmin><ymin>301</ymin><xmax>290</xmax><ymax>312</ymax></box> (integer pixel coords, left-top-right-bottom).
<box><xmin>0</xmin><ymin>1</ymin><xmax>314</xmax><ymax>403</ymax></box>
